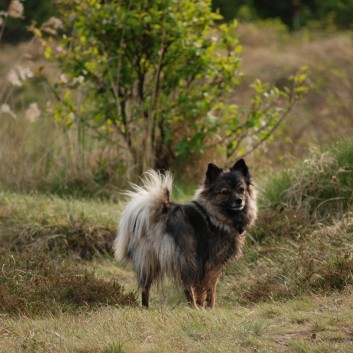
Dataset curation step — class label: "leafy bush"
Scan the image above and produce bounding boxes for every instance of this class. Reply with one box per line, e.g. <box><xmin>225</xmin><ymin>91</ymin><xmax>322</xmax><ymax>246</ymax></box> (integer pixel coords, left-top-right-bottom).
<box><xmin>0</xmin><ymin>1</ymin><xmax>309</xmax><ymax>191</ymax></box>
<box><xmin>0</xmin><ymin>252</ymin><xmax>137</xmax><ymax>316</ymax></box>
<box><xmin>39</xmin><ymin>0</ymin><xmax>308</xmax><ymax>174</ymax></box>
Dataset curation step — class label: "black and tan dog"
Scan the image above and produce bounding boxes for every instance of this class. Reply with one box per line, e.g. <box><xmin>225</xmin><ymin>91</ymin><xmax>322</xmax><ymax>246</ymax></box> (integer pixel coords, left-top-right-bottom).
<box><xmin>114</xmin><ymin>159</ymin><xmax>257</xmax><ymax>308</ymax></box>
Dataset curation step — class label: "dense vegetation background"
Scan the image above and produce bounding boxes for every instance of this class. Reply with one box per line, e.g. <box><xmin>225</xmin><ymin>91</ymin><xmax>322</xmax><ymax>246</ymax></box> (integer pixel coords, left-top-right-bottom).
<box><xmin>3</xmin><ymin>0</ymin><xmax>353</xmax><ymax>43</ymax></box>
<box><xmin>0</xmin><ymin>1</ymin><xmax>353</xmax><ymax>352</ymax></box>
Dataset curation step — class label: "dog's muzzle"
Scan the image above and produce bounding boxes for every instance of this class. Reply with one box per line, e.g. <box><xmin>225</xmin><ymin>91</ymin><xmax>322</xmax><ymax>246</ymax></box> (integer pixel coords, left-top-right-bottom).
<box><xmin>229</xmin><ymin>198</ymin><xmax>244</xmax><ymax>210</ymax></box>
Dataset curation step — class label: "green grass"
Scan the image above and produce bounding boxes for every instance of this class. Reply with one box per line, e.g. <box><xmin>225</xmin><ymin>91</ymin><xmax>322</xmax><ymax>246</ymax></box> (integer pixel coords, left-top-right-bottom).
<box><xmin>1</xmin><ymin>188</ymin><xmax>352</xmax><ymax>315</ymax></box>
<box><xmin>0</xmin><ymin>184</ymin><xmax>199</xmax><ymax>259</ymax></box>
<box><xmin>1</xmin><ymin>293</ymin><xmax>353</xmax><ymax>353</ymax></box>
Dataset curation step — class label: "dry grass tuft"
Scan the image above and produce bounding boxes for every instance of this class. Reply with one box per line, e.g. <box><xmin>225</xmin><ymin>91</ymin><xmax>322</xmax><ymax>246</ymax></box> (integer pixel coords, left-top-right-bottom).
<box><xmin>249</xmin><ymin>208</ymin><xmax>312</xmax><ymax>244</ymax></box>
<box><xmin>224</xmin><ymin>210</ymin><xmax>353</xmax><ymax>304</ymax></box>
<box><xmin>0</xmin><ymin>192</ymin><xmax>119</xmax><ymax>259</ymax></box>
<box><xmin>0</xmin><ymin>251</ymin><xmax>137</xmax><ymax>317</ymax></box>
<box><xmin>6</xmin><ymin>216</ymin><xmax>115</xmax><ymax>259</ymax></box>
<box><xmin>260</xmin><ymin>138</ymin><xmax>353</xmax><ymax>221</ymax></box>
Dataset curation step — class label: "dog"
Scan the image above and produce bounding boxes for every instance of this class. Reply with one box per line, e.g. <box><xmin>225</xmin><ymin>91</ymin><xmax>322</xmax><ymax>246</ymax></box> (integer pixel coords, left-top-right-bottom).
<box><xmin>114</xmin><ymin>159</ymin><xmax>257</xmax><ymax>308</ymax></box>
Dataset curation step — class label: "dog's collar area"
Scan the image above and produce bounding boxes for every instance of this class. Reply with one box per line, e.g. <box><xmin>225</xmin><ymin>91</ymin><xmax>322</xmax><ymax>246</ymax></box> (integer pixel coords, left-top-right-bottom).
<box><xmin>192</xmin><ymin>201</ymin><xmax>245</xmax><ymax>234</ymax></box>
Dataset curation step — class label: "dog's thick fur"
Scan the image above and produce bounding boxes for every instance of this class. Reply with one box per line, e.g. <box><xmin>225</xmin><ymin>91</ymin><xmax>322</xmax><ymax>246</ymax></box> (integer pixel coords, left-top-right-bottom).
<box><xmin>114</xmin><ymin>159</ymin><xmax>257</xmax><ymax>308</ymax></box>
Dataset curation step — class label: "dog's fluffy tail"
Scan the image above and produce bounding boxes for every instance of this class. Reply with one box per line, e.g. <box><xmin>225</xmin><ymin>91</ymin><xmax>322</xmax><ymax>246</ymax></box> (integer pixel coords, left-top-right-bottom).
<box><xmin>113</xmin><ymin>170</ymin><xmax>173</xmax><ymax>265</ymax></box>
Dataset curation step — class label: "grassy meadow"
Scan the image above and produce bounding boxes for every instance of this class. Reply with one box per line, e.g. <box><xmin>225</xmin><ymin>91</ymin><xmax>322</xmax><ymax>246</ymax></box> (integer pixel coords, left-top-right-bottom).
<box><xmin>1</xmin><ymin>139</ymin><xmax>353</xmax><ymax>352</ymax></box>
<box><xmin>1</xmin><ymin>20</ymin><xmax>353</xmax><ymax>353</ymax></box>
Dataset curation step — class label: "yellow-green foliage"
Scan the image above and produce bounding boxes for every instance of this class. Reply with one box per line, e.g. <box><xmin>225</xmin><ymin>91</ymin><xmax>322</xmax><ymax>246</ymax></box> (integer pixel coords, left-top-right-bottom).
<box><xmin>45</xmin><ymin>0</ymin><xmax>308</xmax><ymax>173</ymax></box>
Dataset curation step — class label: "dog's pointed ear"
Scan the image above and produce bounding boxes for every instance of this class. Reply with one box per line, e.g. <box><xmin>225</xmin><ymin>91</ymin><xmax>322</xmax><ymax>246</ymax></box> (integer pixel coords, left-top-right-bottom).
<box><xmin>205</xmin><ymin>163</ymin><xmax>223</xmax><ymax>184</ymax></box>
<box><xmin>230</xmin><ymin>158</ymin><xmax>249</xmax><ymax>176</ymax></box>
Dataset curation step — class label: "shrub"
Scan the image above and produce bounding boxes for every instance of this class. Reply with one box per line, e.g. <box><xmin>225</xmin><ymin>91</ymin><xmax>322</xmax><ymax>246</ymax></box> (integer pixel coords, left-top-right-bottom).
<box><xmin>39</xmin><ymin>0</ymin><xmax>308</xmax><ymax>174</ymax></box>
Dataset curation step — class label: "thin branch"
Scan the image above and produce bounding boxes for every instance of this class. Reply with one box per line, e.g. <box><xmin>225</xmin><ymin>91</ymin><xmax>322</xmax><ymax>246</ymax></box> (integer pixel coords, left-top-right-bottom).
<box><xmin>237</xmin><ymin>101</ymin><xmax>296</xmax><ymax>159</ymax></box>
<box><xmin>0</xmin><ymin>15</ymin><xmax>8</xmax><ymax>43</ymax></box>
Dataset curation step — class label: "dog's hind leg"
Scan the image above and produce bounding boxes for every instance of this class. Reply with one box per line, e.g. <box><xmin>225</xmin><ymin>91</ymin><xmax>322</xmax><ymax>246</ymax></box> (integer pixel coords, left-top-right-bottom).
<box><xmin>140</xmin><ymin>272</ymin><xmax>153</xmax><ymax>309</ymax></box>
<box><xmin>141</xmin><ymin>280</ymin><xmax>152</xmax><ymax>309</ymax></box>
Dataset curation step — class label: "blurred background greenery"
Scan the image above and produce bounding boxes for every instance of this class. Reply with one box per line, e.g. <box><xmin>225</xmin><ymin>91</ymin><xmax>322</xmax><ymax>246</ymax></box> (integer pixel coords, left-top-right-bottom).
<box><xmin>2</xmin><ymin>0</ymin><xmax>353</xmax><ymax>43</ymax></box>
<box><xmin>2</xmin><ymin>0</ymin><xmax>353</xmax><ymax>41</ymax></box>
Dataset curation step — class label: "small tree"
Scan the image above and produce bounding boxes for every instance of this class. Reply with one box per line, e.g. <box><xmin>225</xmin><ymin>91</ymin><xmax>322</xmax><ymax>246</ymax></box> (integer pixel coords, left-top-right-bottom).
<box><xmin>44</xmin><ymin>0</ymin><xmax>308</xmax><ymax>174</ymax></box>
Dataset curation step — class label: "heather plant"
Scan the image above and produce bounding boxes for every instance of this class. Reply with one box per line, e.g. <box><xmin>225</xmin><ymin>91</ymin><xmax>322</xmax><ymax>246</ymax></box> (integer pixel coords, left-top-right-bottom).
<box><xmin>0</xmin><ymin>251</ymin><xmax>137</xmax><ymax>316</ymax></box>
<box><xmin>0</xmin><ymin>191</ymin><xmax>118</xmax><ymax>258</ymax></box>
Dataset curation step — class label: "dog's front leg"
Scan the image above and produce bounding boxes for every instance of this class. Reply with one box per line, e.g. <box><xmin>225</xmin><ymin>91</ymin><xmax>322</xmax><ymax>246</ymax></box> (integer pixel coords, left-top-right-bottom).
<box><xmin>205</xmin><ymin>266</ymin><xmax>222</xmax><ymax>309</ymax></box>
<box><xmin>206</xmin><ymin>287</ymin><xmax>216</xmax><ymax>309</ymax></box>
<box><xmin>184</xmin><ymin>286</ymin><xmax>197</xmax><ymax>307</ymax></box>
<box><xmin>195</xmin><ymin>287</ymin><xmax>207</xmax><ymax>308</ymax></box>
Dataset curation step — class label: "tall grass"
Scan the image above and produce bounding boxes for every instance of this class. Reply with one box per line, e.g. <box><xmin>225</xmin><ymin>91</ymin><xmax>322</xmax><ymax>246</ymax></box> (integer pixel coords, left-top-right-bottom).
<box><xmin>0</xmin><ymin>114</ymin><xmax>128</xmax><ymax>198</ymax></box>
<box><xmin>224</xmin><ymin>211</ymin><xmax>353</xmax><ymax>304</ymax></box>
<box><xmin>215</xmin><ymin>138</ymin><xmax>353</xmax><ymax>304</ymax></box>
<box><xmin>260</xmin><ymin>138</ymin><xmax>353</xmax><ymax>221</ymax></box>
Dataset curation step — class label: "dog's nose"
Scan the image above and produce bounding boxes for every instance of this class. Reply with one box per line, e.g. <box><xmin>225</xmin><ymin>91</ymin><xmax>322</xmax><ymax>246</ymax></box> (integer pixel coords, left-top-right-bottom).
<box><xmin>231</xmin><ymin>199</ymin><xmax>243</xmax><ymax>208</ymax></box>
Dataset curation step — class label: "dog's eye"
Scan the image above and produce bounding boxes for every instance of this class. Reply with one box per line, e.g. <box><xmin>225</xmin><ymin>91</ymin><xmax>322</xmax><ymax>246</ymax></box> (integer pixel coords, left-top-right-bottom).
<box><xmin>221</xmin><ymin>189</ymin><xmax>230</xmax><ymax>195</ymax></box>
<box><xmin>238</xmin><ymin>187</ymin><xmax>245</xmax><ymax>194</ymax></box>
